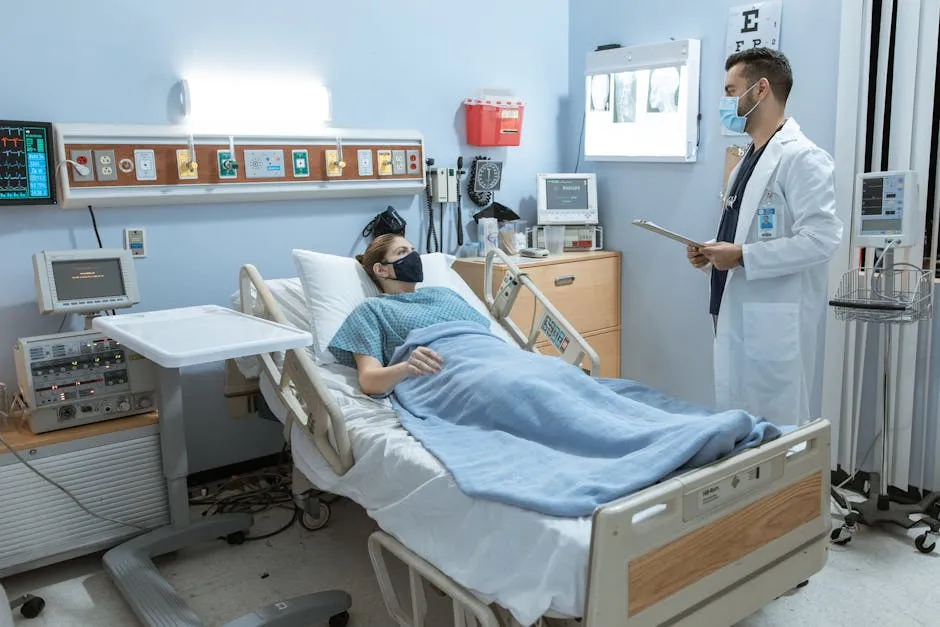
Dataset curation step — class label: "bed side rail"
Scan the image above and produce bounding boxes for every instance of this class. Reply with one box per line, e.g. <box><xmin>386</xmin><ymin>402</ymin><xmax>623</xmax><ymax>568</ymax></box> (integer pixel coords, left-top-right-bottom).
<box><xmin>238</xmin><ymin>264</ymin><xmax>353</xmax><ymax>475</ymax></box>
<box><xmin>583</xmin><ymin>419</ymin><xmax>831</xmax><ymax>627</ymax></box>
<box><xmin>482</xmin><ymin>249</ymin><xmax>600</xmax><ymax>376</ymax></box>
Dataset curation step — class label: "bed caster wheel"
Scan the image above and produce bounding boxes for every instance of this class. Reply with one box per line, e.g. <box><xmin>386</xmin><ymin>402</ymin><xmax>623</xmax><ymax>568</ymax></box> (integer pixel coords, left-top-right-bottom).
<box><xmin>329</xmin><ymin>610</ymin><xmax>350</xmax><ymax>627</ymax></box>
<box><xmin>914</xmin><ymin>533</ymin><xmax>936</xmax><ymax>554</ymax></box>
<box><xmin>301</xmin><ymin>502</ymin><xmax>331</xmax><ymax>532</ymax></box>
<box><xmin>830</xmin><ymin>525</ymin><xmax>853</xmax><ymax>545</ymax></box>
<box><xmin>226</xmin><ymin>531</ymin><xmax>246</xmax><ymax>545</ymax></box>
<box><xmin>20</xmin><ymin>594</ymin><xmax>46</xmax><ymax>619</ymax></box>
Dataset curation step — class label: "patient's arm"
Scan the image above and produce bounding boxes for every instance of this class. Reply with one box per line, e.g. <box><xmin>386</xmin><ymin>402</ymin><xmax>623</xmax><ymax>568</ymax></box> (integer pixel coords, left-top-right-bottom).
<box><xmin>354</xmin><ymin>347</ymin><xmax>442</xmax><ymax>396</ymax></box>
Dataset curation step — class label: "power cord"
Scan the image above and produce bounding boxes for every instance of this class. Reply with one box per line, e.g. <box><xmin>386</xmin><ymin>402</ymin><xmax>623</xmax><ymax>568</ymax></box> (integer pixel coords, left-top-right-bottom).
<box><xmin>455</xmin><ymin>156</ymin><xmax>465</xmax><ymax>246</ymax></box>
<box><xmin>424</xmin><ymin>158</ymin><xmax>438</xmax><ymax>253</ymax></box>
<box><xmin>87</xmin><ymin>204</ymin><xmax>117</xmax><ymax>316</ymax></box>
<box><xmin>0</xmin><ymin>418</ymin><xmax>150</xmax><ymax>531</ymax></box>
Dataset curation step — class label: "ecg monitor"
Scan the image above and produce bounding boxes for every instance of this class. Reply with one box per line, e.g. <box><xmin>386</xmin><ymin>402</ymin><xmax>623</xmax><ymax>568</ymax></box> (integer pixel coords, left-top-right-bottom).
<box><xmin>0</xmin><ymin>121</ymin><xmax>56</xmax><ymax>206</ymax></box>
<box><xmin>33</xmin><ymin>249</ymin><xmax>140</xmax><ymax>315</ymax></box>
<box><xmin>536</xmin><ymin>173</ymin><xmax>598</xmax><ymax>225</ymax></box>
<box><xmin>854</xmin><ymin>170</ymin><xmax>918</xmax><ymax>248</ymax></box>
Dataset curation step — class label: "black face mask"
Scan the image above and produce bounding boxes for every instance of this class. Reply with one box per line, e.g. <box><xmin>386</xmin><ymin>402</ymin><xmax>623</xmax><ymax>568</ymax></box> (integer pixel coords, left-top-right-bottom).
<box><xmin>382</xmin><ymin>251</ymin><xmax>423</xmax><ymax>283</ymax></box>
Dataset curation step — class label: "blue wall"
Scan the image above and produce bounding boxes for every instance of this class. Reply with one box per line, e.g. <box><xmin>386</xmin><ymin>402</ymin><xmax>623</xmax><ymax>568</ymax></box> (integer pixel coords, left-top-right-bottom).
<box><xmin>1</xmin><ymin>0</ymin><xmax>569</xmax><ymax>472</ymax></box>
<box><xmin>567</xmin><ymin>0</ymin><xmax>843</xmax><ymax>406</ymax></box>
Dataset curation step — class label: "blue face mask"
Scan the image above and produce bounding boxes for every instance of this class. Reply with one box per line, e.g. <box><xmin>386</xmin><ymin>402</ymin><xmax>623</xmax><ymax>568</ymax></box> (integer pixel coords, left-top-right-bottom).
<box><xmin>382</xmin><ymin>250</ymin><xmax>423</xmax><ymax>283</ymax></box>
<box><xmin>719</xmin><ymin>82</ymin><xmax>760</xmax><ymax>133</ymax></box>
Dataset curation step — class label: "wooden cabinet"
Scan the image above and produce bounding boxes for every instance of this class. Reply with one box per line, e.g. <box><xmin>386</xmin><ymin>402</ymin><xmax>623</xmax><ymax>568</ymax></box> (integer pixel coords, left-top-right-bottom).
<box><xmin>452</xmin><ymin>251</ymin><xmax>622</xmax><ymax>378</ymax></box>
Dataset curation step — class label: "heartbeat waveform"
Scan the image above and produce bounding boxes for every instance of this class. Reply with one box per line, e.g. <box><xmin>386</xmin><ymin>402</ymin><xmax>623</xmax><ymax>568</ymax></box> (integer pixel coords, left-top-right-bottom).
<box><xmin>1</xmin><ymin>136</ymin><xmax>23</xmax><ymax>149</ymax></box>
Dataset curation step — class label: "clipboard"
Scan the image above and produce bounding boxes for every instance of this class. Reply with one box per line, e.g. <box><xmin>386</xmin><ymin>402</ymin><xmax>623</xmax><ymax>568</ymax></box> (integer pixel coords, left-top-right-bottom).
<box><xmin>632</xmin><ymin>220</ymin><xmax>705</xmax><ymax>248</ymax></box>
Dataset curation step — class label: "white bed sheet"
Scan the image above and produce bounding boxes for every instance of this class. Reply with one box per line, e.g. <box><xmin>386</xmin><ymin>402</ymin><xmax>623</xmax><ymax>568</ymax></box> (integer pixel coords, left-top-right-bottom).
<box><xmin>258</xmin><ymin>368</ymin><xmax>592</xmax><ymax>626</ymax></box>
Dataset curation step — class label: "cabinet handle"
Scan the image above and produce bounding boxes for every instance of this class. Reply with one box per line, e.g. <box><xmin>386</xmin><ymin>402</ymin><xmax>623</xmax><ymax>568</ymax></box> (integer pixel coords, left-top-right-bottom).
<box><xmin>554</xmin><ymin>274</ymin><xmax>576</xmax><ymax>286</ymax></box>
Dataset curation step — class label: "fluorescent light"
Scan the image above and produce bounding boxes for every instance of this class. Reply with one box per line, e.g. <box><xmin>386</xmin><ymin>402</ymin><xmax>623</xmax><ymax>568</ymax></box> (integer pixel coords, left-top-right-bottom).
<box><xmin>178</xmin><ymin>72</ymin><xmax>332</xmax><ymax>134</ymax></box>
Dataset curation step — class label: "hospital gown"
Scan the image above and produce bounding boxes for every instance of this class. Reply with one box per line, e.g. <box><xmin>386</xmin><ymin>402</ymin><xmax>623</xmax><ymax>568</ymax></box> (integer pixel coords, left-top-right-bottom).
<box><xmin>328</xmin><ymin>286</ymin><xmax>490</xmax><ymax>368</ymax></box>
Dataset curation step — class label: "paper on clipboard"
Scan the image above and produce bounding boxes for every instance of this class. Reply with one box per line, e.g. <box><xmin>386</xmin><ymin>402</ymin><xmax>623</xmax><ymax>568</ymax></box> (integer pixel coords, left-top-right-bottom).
<box><xmin>632</xmin><ymin>220</ymin><xmax>706</xmax><ymax>248</ymax></box>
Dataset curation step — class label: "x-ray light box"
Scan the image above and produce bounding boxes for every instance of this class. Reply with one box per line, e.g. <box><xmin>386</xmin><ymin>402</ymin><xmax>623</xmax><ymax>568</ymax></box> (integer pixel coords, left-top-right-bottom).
<box><xmin>584</xmin><ymin>39</ymin><xmax>701</xmax><ymax>163</ymax></box>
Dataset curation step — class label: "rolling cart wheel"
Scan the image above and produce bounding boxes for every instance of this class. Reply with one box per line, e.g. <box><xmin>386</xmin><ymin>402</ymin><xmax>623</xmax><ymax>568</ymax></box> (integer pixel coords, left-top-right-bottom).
<box><xmin>914</xmin><ymin>533</ymin><xmax>936</xmax><ymax>554</ymax></box>
<box><xmin>830</xmin><ymin>526</ymin><xmax>852</xmax><ymax>545</ymax></box>
<box><xmin>225</xmin><ymin>531</ymin><xmax>246</xmax><ymax>545</ymax></box>
<box><xmin>329</xmin><ymin>610</ymin><xmax>350</xmax><ymax>627</ymax></box>
<box><xmin>20</xmin><ymin>595</ymin><xmax>46</xmax><ymax>619</ymax></box>
<box><xmin>300</xmin><ymin>502</ymin><xmax>331</xmax><ymax>532</ymax></box>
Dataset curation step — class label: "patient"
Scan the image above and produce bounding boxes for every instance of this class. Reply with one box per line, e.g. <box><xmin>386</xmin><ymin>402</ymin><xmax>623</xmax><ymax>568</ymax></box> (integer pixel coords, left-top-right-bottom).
<box><xmin>328</xmin><ymin>234</ymin><xmax>491</xmax><ymax>395</ymax></box>
<box><xmin>327</xmin><ymin>234</ymin><xmax>782</xmax><ymax>519</ymax></box>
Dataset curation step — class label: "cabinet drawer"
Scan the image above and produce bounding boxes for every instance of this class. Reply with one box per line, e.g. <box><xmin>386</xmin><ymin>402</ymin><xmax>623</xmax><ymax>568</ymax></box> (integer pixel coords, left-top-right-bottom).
<box><xmin>537</xmin><ymin>327</ymin><xmax>620</xmax><ymax>378</ymax></box>
<box><xmin>504</xmin><ymin>256</ymin><xmax>619</xmax><ymax>335</ymax></box>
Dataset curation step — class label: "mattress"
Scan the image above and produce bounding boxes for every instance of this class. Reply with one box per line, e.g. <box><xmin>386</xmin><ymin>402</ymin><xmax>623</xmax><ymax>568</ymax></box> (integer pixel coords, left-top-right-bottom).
<box><xmin>258</xmin><ymin>367</ymin><xmax>593</xmax><ymax>626</ymax></box>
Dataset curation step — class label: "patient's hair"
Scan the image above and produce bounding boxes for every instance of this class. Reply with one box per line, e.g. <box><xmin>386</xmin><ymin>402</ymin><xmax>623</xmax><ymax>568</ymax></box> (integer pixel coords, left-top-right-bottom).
<box><xmin>725</xmin><ymin>47</ymin><xmax>793</xmax><ymax>103</ymax></box>
<box><xmin>357</xmin><ymin>233</ymin><xmax>399</xmax><ymax>291</ymax></box>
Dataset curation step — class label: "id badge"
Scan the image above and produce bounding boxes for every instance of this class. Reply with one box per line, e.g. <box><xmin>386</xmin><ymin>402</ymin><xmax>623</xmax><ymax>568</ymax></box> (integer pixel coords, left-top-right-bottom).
<box><xmin>757</xmin><ymin>206</ymin><xmax>777</xmax><ymax>240</ymax></box>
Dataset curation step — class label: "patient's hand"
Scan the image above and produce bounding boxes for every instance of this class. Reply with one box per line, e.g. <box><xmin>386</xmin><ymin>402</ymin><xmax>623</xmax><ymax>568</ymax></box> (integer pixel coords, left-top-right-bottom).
<box><xmin>405</xmin><ymin>346</ymin><xmax>443</xmax><ymax>377</ymax></box>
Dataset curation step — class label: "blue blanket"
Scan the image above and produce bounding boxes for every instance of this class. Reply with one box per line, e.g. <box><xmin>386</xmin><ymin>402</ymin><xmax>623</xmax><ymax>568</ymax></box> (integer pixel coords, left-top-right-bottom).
<box><xmin>385</xmin><ymin>321</ymin><xmax>782</xmax><ymax>518</ymax></box>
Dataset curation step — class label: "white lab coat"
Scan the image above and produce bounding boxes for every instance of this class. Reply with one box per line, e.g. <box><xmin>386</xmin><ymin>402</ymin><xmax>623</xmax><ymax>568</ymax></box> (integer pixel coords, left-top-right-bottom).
<box><xmin>709</xmin><ymin>118</ymin><xmax>843</xmax><ymax>426</ymax></box>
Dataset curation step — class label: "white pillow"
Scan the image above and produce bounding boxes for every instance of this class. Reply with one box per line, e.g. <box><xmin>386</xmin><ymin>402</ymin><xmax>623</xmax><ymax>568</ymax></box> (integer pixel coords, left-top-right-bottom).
<box><xmin>291</xmin><ymin>249</ymin><xmax>510</xmax><ymax>365</ymax></box>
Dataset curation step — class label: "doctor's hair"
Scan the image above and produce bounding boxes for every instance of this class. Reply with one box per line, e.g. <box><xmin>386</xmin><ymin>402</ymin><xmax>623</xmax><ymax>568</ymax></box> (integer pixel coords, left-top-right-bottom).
<box><xmin>356</xmin><ymin>233</ymin><xmax>400</xmax><ymax>290</ymax></box>
<box><xmin>725</xmin><ymin>47</ymin><xmax>793</xmax><ymax>103</ymax></box>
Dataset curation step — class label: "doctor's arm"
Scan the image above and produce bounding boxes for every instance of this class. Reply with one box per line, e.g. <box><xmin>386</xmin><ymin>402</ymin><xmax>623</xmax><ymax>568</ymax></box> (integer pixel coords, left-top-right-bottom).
<box><xmin>739</xmin><ymin>148</ymin><xmax>844</xmax><ymax>280</ymax></box>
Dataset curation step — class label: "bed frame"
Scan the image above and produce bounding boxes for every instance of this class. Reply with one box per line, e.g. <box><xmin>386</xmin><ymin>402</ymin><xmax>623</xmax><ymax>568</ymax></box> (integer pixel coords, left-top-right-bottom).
<box><xmin>235</xmin><ymin>252</ymin><xmax>832</xmax><ymax>627</ymax></box>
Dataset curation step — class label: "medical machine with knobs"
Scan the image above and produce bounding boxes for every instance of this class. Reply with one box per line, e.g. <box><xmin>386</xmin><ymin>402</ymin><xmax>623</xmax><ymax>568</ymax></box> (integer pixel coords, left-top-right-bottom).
<box><xmin>828</xmin><ymin>243</ymin><xmax>938</xmax><ymax>553</ymax></box>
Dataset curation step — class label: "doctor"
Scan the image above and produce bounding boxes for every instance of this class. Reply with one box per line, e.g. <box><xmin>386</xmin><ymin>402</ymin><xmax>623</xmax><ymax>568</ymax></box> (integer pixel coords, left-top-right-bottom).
<box><xmin>687</xmin><ymin>47</ymin><xmax>843</xmax><ymax>427</ymax></box>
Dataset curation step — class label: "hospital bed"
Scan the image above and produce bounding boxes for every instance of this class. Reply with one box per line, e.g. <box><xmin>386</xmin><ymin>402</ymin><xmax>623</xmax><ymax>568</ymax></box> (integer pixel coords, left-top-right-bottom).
<box><xmin>230</xmin><ymin>247</ymin><xmax>832</xmax><ymax>627</ymax></box>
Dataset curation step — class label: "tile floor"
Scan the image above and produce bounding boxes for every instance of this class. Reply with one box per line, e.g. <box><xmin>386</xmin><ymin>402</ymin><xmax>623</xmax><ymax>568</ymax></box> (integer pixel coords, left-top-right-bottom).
<box><xmin>3</xmin><ymin>498</ymin><xmax>938</xmax><ymax>626</ymax></box>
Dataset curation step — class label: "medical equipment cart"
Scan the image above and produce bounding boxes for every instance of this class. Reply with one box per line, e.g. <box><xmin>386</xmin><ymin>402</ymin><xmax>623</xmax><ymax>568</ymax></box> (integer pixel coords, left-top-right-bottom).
<box><xmin>91</xmin><ymin>305</ymin><xmax>352</xmax><ymax>627</ymax></box>
<box><xmin>828</xmin><ymin>252</ymin><xmax>940</xmax><ymax>553</ymax></box>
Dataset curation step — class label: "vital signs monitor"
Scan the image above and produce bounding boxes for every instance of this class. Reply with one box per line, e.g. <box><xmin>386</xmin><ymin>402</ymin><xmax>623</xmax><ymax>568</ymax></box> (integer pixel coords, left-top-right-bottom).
<box><xmin>33</xmin><ymin>249</ymin><xmax>140</xmax><ymax>316</ymax></box>
<box><xmin>536</xmin><ymin>173</ymin><xmax>598</xmax><ymax>225</ymax></box>
<box><xmin>854</xmin><ymin>170</ymin><xmax>918</xmax><ymax>248</ymax></box>
<box><xmin>0</xmin><ymin>120</ymin><xmax>56</xmax><ymax>206</ymax></box>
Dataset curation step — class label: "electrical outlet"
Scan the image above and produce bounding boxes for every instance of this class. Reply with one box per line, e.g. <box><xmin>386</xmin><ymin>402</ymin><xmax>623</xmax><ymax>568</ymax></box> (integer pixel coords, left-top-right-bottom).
<box><xmin>123</xmin><ymin>228</ymin><xmax>147</xmax><ymax>258</ymax></box>
<box><xmin>217</xmin><ymin>150</ymin><xmax>238</xmax><ymax>179</ymax></box>
<box><xmin>376</xmin><ymin>150</ymin><xmax>393</xmax><ymax>176</ymax></box>
<box><xmin>324</xmin><ymin>149</ymin><xmax>342</xmax><ymax>177</ymax></box>
<box><xmin>69</xmin><ymin>149</ymin><xmax>95</xmax><ymax>182</ymax></box>
<box><xmin>176</xmin><ymin>149</ymin><xmax>198</xmax><ymax>180</ymax></box>
<box><xmin>291</xmin><ymin>149</ymin><xmax>310</xmax><ymax>177</ymax></box>
<box><xmin>94</xmin><ymin>150</ymin><xmax>118</xmax><ymax>182</ymax></box>
<box><xmin>391</xmin><ymin>150</ymin><xmax>406</xmax><ymax>175</ymax></box>
<box><xmin>357</xmin><ymin>149</ymin><xmax>374</xmax><ymax>177</ymax></box>
<box><xmin>406</xmin><ymin>150</ymin><xmax>421</xmax><ymax>175</ymax></box>
<box><xmin>134</xmin><ymin>149</ymin><xmax>157</xmax><ymax>181</ymax></box>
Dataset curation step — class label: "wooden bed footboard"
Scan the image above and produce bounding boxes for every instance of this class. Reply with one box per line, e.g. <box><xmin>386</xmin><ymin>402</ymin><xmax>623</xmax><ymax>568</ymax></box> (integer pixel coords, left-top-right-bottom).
<box><xmin>584</xmin><ymin>419</ymin><xmax>831</xmax><ymax>627</ymax></box>
<box><xmin>238</xmin><ymin>264</ymin><xmax>353</xmax><ymax>475</ymax></box>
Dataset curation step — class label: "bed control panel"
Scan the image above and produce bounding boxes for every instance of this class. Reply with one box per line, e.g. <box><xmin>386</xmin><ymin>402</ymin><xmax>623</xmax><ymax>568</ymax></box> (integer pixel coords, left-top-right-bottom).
<box><xmin>14</xmin><ymin>329</ymin><xmax>158</xmax><ymax>434</ymax></box>
<box><xmin>680</xmin><ymin>455</ymin><xmax>784</xmax><ymax>521</ymax></box>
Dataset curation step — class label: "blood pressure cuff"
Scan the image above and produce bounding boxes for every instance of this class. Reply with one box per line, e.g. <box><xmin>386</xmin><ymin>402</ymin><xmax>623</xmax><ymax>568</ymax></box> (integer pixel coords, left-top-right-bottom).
<box><xmin>362</xmin><ymin>205</ymin><xmax>406</xmax><ymax>239</ymax></box>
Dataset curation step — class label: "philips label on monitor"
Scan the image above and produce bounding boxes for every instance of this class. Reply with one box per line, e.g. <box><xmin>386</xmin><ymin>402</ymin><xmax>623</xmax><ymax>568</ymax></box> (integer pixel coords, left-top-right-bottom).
<box><xmin>34</xmin><ymin>249</ymin><xmax>140</xmax><ymax>315</ymax></box>
<box><xmin>537</xmin><ymin>173</ymin><xmax>598</xmax><ymax>225</ymax></box>
<box><xmin>0</xmin><ymin>121</ymin><xmax>56</xmax><ymax>206</ymax></box>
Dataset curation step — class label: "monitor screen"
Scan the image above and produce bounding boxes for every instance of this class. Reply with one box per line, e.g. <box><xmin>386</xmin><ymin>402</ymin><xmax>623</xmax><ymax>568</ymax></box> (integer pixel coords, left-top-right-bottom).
<box><xmin>859</xmin><ymin>173</ymin><xmax>905</xmax><ymax>236</ymax></box>
<box><xmin>52</xmin><ymin>258</ymin><xmax>126</xmax><ymax>301</ymax></box>
<box><xmin>0</xmin><ymin>121</ymin><xmax>56</xmax><ymax>206</ymax></box>
<box><xmin>544</xmin><ymin>177</ymin><xmax>590</xmax><ymax>211</ymax></box>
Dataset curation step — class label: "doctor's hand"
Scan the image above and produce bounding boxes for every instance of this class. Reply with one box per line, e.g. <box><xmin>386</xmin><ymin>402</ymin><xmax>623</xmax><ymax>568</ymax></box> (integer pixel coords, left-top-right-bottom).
<box><xmin>700</xmin><ymin>243</ymin><xmax>743</xmax><ymax>271</ymax></box>
<box><xmin>403</xmin><ymin>346</ymin><xmax>443</xmax><ymax>377</ymax></box>
<box><xmin>686</xmin><ymin>245</ymin><xmax>709</xmax><ymax>269</ymax></box>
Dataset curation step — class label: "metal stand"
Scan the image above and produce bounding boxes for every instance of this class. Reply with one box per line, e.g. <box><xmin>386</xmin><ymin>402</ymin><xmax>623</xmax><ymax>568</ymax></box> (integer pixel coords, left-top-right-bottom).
<box><xmin>102</xmin><ymin>366</ymin><xmax>352</xmax><ymax>626</ymax></box>
<box><xmin>828</xmin><ymin>248</ymin><xmax>939</xmax><ymax>553</ymax></box>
